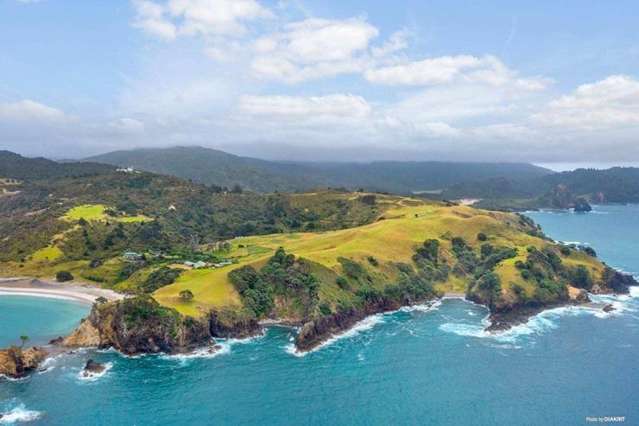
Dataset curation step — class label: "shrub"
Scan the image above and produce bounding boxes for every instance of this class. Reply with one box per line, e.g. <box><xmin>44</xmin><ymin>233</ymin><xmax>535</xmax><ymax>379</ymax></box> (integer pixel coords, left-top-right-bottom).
<box><xmin>559</xmin><ymin>246</ymin><xmax>571</xmax><ymax>256</ymax></box>
<box><xmin>179</xmin><ymin>289</ymin><xmax>194</xmax><ymax>301</ymax></box>
<box><xmin>55</xmin><ymin>271</ymin><xmax>74</xmax><ymax>282</ymax></box>
<box><xmin>571</xmin><ymin>265</ymin><xmax>593</xmax><ymax>290</ymax></box>
<box><xmin>335</xmin><ymin>276</ymin><xmax>349</xmax><ymax>290</ymax></box>
<box><xmin>580</xmin><ymin>246</ymin><xmax>597</xmax><ymax>257</ymax></box>
<box><xmin>367</xmin><ymin>256</ymin><xmax>379</xmax><ymax>266</ymax></box>
<box><xmin>319</xmin><ymin>302</ymin><xmax>332</xmax><ymax>315</ymax></box>
<box><xmin>141</xmin><ymin>267</ymin><xmax>182</xmax><ymax>293</ymax></box>
<box><xmin>358</xmin><ymin>194</ymin><xmax>376</xmax><ymax>205</ymax></box>
<box><xmin>414</xmin><ymin>239</ymin><xmax>439</xmax><ymax>263</ymax></box>
<box><xmin>338</xmin><ymin>257</ymin><xmax>366</xmax><ymax>280</ymax></box>
<box><xmin>480</xmin><ymin>244</ymin><xmax>494</xmax><ymax>258</ymax></box>
<box><xmin>477</xmin><ymin>232</ymin><xmax>487</xmax><ymax>241</ymax></box>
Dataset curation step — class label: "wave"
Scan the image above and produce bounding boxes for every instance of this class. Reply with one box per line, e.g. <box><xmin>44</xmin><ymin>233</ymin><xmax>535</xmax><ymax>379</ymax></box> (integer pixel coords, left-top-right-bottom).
<box><xmin>440</xmin><ymin>294</ymin><xmax>638</xmax><ymax>343</ymax></box>
<box><xmin>77</xmin><ymin>362</ymin><xmax>113</xmax><ymax>382</ymax></box>
<box><xmin>0</xmin><ymin>404</ymin><xmax>42</xmax><ymax>424</ymax></box>
<box><xmin>160</xmin><ymin>333</ymin><xmax>265</xmax><ymax>363</ymax></box>
<box><xmin>285</xmin><ymin>314</ymin><xmax>385</xmax><ymax>357</ymax></box>
<box><xmin>399</xmin><ymin>300</ymin><xmax>442</xmax><ymax>313</ymax></box>
<box><xmin>0</xmin><ymin>375</ymin><xmax>29</xmax><ymax>383</ymax></box>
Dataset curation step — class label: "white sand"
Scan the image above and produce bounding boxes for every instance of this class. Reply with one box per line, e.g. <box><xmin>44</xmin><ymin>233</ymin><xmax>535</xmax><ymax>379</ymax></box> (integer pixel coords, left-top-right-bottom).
<box><xmin>0</xmin><ymin>278</ymin><xmax>124</xmax><ymax>304</ymax></box>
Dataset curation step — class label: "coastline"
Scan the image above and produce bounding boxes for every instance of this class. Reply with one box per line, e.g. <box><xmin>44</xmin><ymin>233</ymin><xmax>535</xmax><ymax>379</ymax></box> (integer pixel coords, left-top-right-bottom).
<box><xmin>0</xmin><ymin>277</ymin><xmax>124</xmax><ymax>304</ymax></box>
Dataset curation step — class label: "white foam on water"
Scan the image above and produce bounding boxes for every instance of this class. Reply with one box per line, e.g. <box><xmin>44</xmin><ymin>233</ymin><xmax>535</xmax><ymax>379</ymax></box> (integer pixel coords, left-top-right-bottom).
<box><xmin>398</xmin><ymin>300</ymin><xmax>442</xmax><ymax>313</ymax></box>
<box><xmin>285</xmin><ymin>314</ymin><xmax>385</xmax><ymax>357</ymax></box>
<box><xmin>440</xmin><ymin>294</ymin><xmax>639</xmax><ymax>343</ymax></box>
<box><xmin>77</xmin><ymin>362</ymin><xmax>113</xmax><ymax>382</ymax></box>
<box><xmin>0</xmin><ymin>375</ymin><xmax>29</xmax><ymax>383</ymax></box>
<box><xmin>629</xmin><ymin>286</ymin><xmax>639</xmax><ymax>298</ymax></box>
<box><xmin>160</xmin><ymin>333</ymin><xmax>264</xmax><ymax>363</ymax></box>
<box><xmin>0</xmin><ymin>404</ymin><xmax>42</xmax><ymax>424</ymax></box>
<box><xmin>160</xmin><ymin>345</ymin><xmax>231</xmax><ymax>363</ymax></box>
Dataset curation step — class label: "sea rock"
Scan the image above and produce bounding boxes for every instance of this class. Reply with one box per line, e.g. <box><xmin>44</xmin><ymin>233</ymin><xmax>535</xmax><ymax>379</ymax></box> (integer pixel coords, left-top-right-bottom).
<box><xmin>0</xmin><ymin>346</ymin><xmax>47</xmax><ymax>379</ymax></box>
<box><xmin>63</xmin><ymin>296</ymin><xmax>210</xmax><ymax>355</ymax></box>
<box><xmin>83</xmin><ymin>359</ymin><xmax>106</xmax><ymax>376</ymax></box>
<box><xmin>573</xmin><ymin>198</ymin><xmax>592</xmax><ymax>212</ymax></box>
<box><xmin>48</xmin><ymin>336</ymin><xmax>64</xmax><ymax>345</ymax></box>
<box><xmin>602</xmin><ymin>268</ymin><xmax>637</xmax><ymax>294</ymax></box>
<box><xmin>575</xmin><ymin>290</ymin><xmax>590</xmax><ymax>303</ymax></box>
<box><xmin>602</xmin><ymin>304</ymin><xmax>615</xmax><ymax>313</ymax></box>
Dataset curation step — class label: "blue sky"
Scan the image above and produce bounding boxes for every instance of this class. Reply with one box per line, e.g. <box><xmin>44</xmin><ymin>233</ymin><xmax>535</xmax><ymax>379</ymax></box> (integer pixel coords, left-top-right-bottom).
<box><xmin>1</xmin><ymin>0</ymin><xmax>638</xmax><ymax>164</ymax></box>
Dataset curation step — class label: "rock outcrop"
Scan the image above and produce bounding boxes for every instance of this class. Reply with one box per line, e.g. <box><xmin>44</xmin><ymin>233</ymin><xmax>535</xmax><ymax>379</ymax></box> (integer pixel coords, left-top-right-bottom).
<box><xmin>295</xmin><ymin>298</ymin><xmax>410</xmax><ymax>352</ymax></box>
<box><xmin>0</xmin><ymin>346</ymin><xmax>47</xmax><ymax>379</ymax></box>
<box><xmin>82</xmin><ymin>359</ymin><xmax>106</xmax><ymax>377</ymax></box>
<box><xmin>63</xmin><ymin>296</ymin><xmax>210</xmax><ymax>355</ymax></box>
<box><xmin>208</xmin><ymin>309</ymin><xmax>261</xmax><ymax>339</ymax></box>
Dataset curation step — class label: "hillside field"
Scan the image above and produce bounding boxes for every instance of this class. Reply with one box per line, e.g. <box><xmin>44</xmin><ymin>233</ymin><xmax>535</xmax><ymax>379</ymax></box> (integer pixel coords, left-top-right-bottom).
<box><xmin>154</xmin><ymin>197</ymin><xmax>602</xmax><ymax>317</ymax></box>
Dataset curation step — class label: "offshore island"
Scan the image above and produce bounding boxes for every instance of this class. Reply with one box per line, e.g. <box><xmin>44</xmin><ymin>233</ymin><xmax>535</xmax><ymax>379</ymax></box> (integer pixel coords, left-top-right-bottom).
<box><xmin>0</xmin><ymin>151</ymin><xmax>637</xmax><ymax>378</ymax></box>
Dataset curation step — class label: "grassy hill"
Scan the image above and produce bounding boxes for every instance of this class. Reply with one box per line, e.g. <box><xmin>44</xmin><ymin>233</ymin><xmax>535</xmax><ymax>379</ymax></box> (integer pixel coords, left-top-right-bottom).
<box><xmin>153</xmin><ymin>197</ymin><xmax>604</xmax><ymax>319</ymax></box>
<box><xmin>2</xmin><ymin>149</ymin><xmax>631</xmax><ymax>351</ymax></box>
<box><xmin>86</xmin><ymin>146</ymin><xmax>552</xmax><ymax>194</ymax></box>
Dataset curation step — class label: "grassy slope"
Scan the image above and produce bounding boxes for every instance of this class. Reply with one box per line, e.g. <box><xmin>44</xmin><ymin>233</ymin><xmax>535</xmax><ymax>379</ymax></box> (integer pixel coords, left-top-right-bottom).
<box><xmin>0</xmin><ymin>204</ymin><xmax>150</xmax><ymax>279</ymax></box>
<box><xmin>155</xmin><ymin>197</ymin><xmax>604</xmax><ymax>317</ymax></box>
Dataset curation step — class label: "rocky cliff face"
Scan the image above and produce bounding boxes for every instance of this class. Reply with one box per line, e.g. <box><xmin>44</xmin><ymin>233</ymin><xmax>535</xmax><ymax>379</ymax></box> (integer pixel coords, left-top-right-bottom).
<box><xmin>471</xmin><ymin>266</ymin><xmax>638</xmax><ymax>331</ymax></box>
<box><xmin>0</xmin><ymin>347</ymin><xmax>47</xmax><ymax>379</ymax></box>
<box><xmin>295</xmin><ymin>298</ymin><xmax>407</xmax><ymax>352</ymax></box>
<box><xmin>209</xmin><ymin>309</ymin><xmax>261</xmax><ymax>339</ymax></box>
<box><xmin>63</xmin><ymin>296</ymin><xmax>210</xmax><ymax>355</ymax></box>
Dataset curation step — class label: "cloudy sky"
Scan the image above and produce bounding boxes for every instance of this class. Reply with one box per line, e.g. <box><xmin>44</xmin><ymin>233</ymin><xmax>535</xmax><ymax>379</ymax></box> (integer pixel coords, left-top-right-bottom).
<box><xmin>1</xmin><ymin>0</ymin><xmax>638</xmax><ymax>164</ymax></box>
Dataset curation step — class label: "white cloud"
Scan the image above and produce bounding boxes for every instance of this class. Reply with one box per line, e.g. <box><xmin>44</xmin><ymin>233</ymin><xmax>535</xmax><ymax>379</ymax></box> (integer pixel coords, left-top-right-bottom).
<box><xmin>132</xmin><ymin>0</ymin><xmax>177</xmax><ymax>40</ymax></box>
<box><xmin>534</xmin><ymin>75</ymin><xmax>639</xmax><ymax>129</ymax></box>
<box><xmin>108</xmin><ymin>118</ymin><xmax>146</xmax><ymax>134</ymax></box>
<box><xmin>371</xmin><ymin>29</ymin><xmax>409</xmax><ymax>58</ymax></box>
<box><xmin>251</xmin><ymin>17</ymin><xmax>379</xmax><ymax>83</ymax></box>
<box><xmin>0</xmin><ymin>100</ymin><xmax>69</xmax><ymax>123</ymax></box>
<box><xmin>132</xmin><ymin>0</ymin><xmax>272</xmax><ymax>40</ymax></box>
<box><xmin>365</xmin><ymin>55</ymin><xmax>550</xmax><ymax>90</ymax></box>
<box><xmin>238</xmin><ymin>93</ymin><xmax>371</xmax><ymax>119</ymax></box>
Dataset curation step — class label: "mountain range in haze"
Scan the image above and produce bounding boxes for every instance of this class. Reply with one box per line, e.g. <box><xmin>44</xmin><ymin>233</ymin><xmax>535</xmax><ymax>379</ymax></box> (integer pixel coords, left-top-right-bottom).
<box><xmin>85</xmin><ymin>146</ymin><xmax>551</xmax><ymax>194</ymax></box>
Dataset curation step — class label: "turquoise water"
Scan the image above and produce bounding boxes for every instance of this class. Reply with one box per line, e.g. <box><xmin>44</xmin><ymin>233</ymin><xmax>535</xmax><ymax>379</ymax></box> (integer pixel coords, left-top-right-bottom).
<box><xmin>1</xmin><ymin>205</ymin><xmax>638</xmax><ymax>425</ymax></box>
<box><xmin>0</xmin><ymin>296</ymin><xmax>88</xmax><ymax>348</ymax></box>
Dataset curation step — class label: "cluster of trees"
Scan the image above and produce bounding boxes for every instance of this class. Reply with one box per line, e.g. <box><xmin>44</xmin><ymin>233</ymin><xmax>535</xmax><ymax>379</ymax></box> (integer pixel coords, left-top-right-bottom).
<box><xmin>513</xmin><ymin>246</ymin><xmax>593</xmax><ymax>304</ymax></box>
<box><xmin>228</xmin><ymin>248</ymin><xmax>319</xmax><ymax>318</ymax></box>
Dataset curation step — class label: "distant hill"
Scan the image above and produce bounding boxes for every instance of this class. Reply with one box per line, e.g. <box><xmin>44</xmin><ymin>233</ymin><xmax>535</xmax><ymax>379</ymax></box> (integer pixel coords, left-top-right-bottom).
<box><xmin>444</xmin><ymin>167</ymin><xmax>639</xmax><ymax>210</ymax></box>
<box><xmin>86</xmin><ymin>146</ymin><xmax>552</xmax><ymax>193</ymax></box>
<box><xmin>0</xmin><ymin>150</ymin><xmax>114</xmax><ymax>181</ymax></box>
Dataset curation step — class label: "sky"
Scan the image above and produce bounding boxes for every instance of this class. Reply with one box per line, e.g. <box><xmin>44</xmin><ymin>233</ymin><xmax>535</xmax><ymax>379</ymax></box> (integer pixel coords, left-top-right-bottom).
<box><xmin>0</xmin><ymin>0</ymin><xmax>638</xmax><ymax>164</ymax></box>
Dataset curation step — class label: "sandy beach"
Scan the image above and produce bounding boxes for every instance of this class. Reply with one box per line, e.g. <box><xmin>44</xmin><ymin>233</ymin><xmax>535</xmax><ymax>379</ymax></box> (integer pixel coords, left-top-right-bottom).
<box><xmin>0</xmin><ymin>277</ymin><xmax>124</xmax><ymax>304</ymax></box>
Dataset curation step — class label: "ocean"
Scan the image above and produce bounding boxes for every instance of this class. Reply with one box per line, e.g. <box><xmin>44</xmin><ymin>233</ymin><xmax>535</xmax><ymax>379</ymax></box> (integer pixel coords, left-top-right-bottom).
<box><xmin>1</xmin><ymin>204</ymin><xmax>638</xmax><ymax>425</ymax></box>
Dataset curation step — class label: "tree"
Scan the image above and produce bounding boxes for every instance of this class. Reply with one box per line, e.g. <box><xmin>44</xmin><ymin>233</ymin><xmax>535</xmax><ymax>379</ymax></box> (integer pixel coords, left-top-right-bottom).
<box><xmin>179</xmin><ymin>289</ymin><xmax>194</xmax><ymax>302</ymax></box>
<box><xmin>19</xmin><ymin>335</ymin><xmax>29</xmax><ymax>349</ymax></box>
<box><xmin>55</xmin><ymin>271</ymin><xmax>74</xmax><ymax>282</ymax></box>
<box><xmin>95</xmin><ymin>296</ymin><xmax>108</xmax><ymax>305</ymax></box>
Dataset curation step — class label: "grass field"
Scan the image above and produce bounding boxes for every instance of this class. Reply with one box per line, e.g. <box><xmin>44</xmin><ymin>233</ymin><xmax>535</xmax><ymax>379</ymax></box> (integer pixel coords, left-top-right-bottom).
<box><xmin>155</xmin><ymin>198</ymin><xmax>562</xmax><ymax>316</ymax></box>
<box><xmin>62</xmin><ymin>204</ymin><xmax>150</xmax><ymax>223</ymax></box>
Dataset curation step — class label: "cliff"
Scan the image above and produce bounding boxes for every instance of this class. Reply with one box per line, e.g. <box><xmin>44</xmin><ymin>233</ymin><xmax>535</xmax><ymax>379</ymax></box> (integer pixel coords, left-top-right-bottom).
<box><xmin>0</xmin><ymin>346</ymin><xmax>47</xmax><ymax>379</ymax></box>
<box><xmin>63</xmin><ymin>296</ymin><xmax>210</xmax><ymax>355</ymax></box>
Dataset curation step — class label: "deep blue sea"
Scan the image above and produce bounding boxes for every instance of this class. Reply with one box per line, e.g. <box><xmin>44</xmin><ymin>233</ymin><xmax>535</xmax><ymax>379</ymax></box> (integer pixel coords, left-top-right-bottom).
<box><xmin>1</xmin><ymin>205</ymin><xmax>638</xmax><ymax>425</ymax></box>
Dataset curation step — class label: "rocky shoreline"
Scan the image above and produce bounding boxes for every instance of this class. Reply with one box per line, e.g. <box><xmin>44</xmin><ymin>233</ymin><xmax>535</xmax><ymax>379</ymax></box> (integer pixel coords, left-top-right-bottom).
<box><xmin>1</xmin><ymin>268</ymin><xmax>637</xmax><ymax>380</ymax></box>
